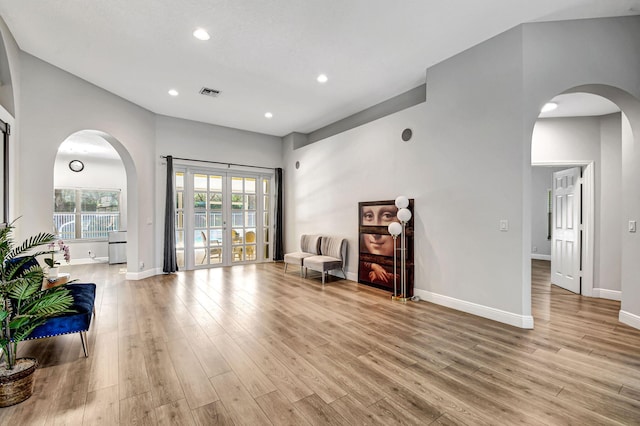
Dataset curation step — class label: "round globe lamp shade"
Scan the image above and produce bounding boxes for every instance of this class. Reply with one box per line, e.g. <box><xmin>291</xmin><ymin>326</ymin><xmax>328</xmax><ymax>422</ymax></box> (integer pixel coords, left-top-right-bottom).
<box><xmin>388</xmin><ymin>222</ymin><xmax>402</xmax><ymax>236</ymax></box>
<box><xmin>397</xmin><ymin>208</ymin><xmax>412</xmax><ymax>223</ymax></box>
<box><xmin>395</xmin><ymin>195</ymin><xmax>409</xmax><ymax>209</ymax></box>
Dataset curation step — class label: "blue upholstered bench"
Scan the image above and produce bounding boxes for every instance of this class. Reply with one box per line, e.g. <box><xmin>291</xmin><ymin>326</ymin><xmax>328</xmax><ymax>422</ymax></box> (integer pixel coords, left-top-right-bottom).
<box><xmin>25</xmin><ymin>283</ymin><xmax>96</xmax><ymax>357</ymax></box>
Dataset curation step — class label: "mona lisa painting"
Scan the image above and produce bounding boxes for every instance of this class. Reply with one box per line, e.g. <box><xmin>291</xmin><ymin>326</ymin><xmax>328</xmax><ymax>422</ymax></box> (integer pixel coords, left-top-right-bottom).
<box><xmin>358</xmin><ymin>199</ymin><xmax>414</xmax><ymax>295</ymax></box>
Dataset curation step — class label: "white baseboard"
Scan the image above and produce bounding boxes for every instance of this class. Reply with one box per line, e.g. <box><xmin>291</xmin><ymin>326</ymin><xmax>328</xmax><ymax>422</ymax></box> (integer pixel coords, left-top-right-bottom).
<box><xmin>619</xmin><ymin>310</ymin><xmax>640</xmax><ymax>330</ymax></box>
<box><xmin>126</xmin><ymin>268</ymin><xmax>160</xmax><ymax>281</ymax></box>
<box><xmin>531</xmin><ymin>254</ymin><xmax>551</xmax><ymax>261</ymax></box>
<box><xmin>413</xmin><ymin>288</ymin><xmax>534</xmax><ymax>329</ymax></box>
<box><xmin>592</xmin><ymin>288</ymin><xmax>622</xmax><ymax>301</ymax></box>
<box><xmin>69</xmin><ymin>257</ymin><xmax>109</xmax><ymax>265</ymax></box>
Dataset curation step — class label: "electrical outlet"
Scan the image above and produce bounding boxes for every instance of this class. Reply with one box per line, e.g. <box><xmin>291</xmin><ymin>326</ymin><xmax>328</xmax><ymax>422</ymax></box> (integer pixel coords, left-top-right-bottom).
<box><xmin>532</xmin><ymin>246</ymin><xmax>537</xmax><ymax>252</ymax></box>
<box><xmin>139</xmin><ymin>261</ymin><xmax>144</xmax><ymax>270</ymax></box>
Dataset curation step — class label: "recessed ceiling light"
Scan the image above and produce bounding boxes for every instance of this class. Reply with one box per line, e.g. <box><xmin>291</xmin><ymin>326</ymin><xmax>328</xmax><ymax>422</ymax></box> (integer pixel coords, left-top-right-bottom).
<box><xmin>317</xmin><ymin>74</ymin><xmax>328</xmax><ymax>84</ymax></box>
<box><xmin>193</xmin><ymin>28</ymin><xmax>210</xmax><ymax>41</ymax></box>
<box><xmin>541</xmin><ymin>102</ymin><xmax>558</xmax><ymax>113</ymax></box>
<box><xmin>168</xmin><ymin>89</ymin><xmax>179</xmax><ymax>96</ymax></box>
<box><xmin>265</xmin><ymin>112</ymin><xmax>273</xmax><ymax>119</ymax></box>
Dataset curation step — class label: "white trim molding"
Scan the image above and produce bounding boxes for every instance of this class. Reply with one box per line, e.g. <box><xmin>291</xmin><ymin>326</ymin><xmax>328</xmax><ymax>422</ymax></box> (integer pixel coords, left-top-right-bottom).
<box><xmin>69</xmin><ymin>257</ymin><xmax>109</xmax><ymax>265</ymax></box>
<box><xmin>413</xmin><ymin>288</ymin><xmax>534</xmax><ymax>329</ymax></box>
<box><xmin>592</xmin><ymin>288</ymin><xmax>621</xmax><ymax>301</ymax></box>
<box><xmin>619</xmin><ymin>310</ymin><xmax>640</xmax><ymax>330</ymax></box>
<box><xmin>126</xmin><ymin>268</ymin><xmax>160</xmax><ymax>281</ymax></box>
<box><xmin>531</xmin><ymin>254</ymin><xmax>551</xmax><ymax>261</ymax></box>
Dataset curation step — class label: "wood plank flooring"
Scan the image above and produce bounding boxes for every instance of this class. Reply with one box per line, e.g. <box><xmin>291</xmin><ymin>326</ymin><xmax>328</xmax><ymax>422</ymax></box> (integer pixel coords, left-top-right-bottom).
<box><xmin>1</xmin><ymin>259</ymin><xmax>639</xmax><ymax>425</ymax></box>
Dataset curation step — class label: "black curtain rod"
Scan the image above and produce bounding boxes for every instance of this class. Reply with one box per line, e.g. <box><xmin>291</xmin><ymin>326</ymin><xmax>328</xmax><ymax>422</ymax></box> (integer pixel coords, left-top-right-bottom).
<box><xmin>161</xmin><ymin>155</ymin><xmax>275</xmax><ymax>171</ymax></box>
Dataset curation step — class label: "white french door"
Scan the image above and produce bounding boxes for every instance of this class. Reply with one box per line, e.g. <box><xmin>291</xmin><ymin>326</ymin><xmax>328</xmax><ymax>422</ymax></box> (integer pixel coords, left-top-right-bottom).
<box><xmin>174</xmin><ymin>167</ymin><xmax>273</xmax><ymax>270</ymax></box>
<box><xmin>551</xmin><ymin>167</ymin><xmax>581</xmax><ymax>293</ymax></box>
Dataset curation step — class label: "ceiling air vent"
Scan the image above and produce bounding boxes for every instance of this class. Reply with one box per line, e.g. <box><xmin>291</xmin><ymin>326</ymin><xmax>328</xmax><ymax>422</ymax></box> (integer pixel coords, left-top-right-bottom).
<box><xmin>199</xmin><ymin>87</ymin><xmax>221</xmax><ymax>97</ymax></box>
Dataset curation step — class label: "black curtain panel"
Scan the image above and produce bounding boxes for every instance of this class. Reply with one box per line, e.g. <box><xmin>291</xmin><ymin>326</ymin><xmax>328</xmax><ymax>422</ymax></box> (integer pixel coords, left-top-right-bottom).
<box><xmin>163</xmin><ymin>156</ymin><xmax>178</xmax><ymax>273</ymax></box>
<box><xmin>274</xmin><ymin>168</ymin><xmax>284</xmax><ymax>261</ymax></box>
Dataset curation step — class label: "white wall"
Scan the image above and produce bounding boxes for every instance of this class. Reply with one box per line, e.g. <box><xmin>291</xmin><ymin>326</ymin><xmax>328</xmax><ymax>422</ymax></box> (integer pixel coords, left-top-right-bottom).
<box><xmin>600</xmin><ymin>113</ymin><xmax>623</xmax><ymax>293</ymax></box>
<box><xmin>531</xmin><ymin>167</ymin><xmax>564</xmax><ymax>257</ymax></box>
<box><xmin>283</xmin><ymin>103</ymin><xmax>426</xmax><ymax>278</ymax></box>
<box><xmin>620</xmin><ymin>111</ymin><xmax>640</xmax><ymax>325</ymax></box>
<box><xmin>286</xmin><ymin>25</ymin><xmax>532</xmax><ymax>328</ymax></box>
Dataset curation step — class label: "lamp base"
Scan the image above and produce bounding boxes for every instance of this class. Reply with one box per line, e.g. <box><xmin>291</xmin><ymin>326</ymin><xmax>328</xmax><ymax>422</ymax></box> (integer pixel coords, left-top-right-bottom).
<box><xmin>391</xmin><ymin>295</ymin><xmax>410</xmax><ymax>303</ymax></box>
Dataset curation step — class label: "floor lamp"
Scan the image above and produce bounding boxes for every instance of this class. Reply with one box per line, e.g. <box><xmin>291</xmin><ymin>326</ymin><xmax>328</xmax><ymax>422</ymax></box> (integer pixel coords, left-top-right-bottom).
<box><xmin>391</xmin><ymin>195</ymin><xmax>412</xmax><ymax>302</ymax></box>
<box><xmin>387</xmin><ymin>221</ymin><xmax>402</xmax><ymax>299</ymax></box>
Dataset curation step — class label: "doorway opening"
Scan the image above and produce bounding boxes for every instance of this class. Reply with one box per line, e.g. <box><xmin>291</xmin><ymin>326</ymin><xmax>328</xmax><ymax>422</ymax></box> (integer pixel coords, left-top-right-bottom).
<box><xmin>530</xmin><ymin>91</ymin><xmax>624</xmax><ymax>322</ymax></box>
<box><xmin>53</xmin><ymin>131</ymin><xmax>129</xmax><ymax>267</ymax></box>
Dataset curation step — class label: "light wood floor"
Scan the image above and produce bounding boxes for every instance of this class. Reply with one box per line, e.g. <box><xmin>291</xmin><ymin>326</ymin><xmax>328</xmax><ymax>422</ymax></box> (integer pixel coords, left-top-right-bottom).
<box><xmin>1</xmin><ymin>259</ymin><xmax>639</xmax><ymax>425</ymax></box>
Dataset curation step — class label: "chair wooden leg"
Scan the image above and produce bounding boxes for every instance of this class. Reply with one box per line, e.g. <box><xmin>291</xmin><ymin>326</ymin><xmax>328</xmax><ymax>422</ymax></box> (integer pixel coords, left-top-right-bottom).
<box><xmin>80</xmin><ymin>331</ymin><xmax>89</xmax><ymax>357</ymax></box>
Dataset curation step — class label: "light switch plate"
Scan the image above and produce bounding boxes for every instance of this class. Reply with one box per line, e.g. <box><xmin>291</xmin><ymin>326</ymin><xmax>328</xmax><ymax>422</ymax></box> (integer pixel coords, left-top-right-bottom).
<box><xmin>499</xmin><ymin>219</ymin><xmax>509</xmax><ymax>232</ymax></box>
<box><xmin>629</xmin><ymin>220</ymin><xmax>637</xmax><ymax>233</ymax></box>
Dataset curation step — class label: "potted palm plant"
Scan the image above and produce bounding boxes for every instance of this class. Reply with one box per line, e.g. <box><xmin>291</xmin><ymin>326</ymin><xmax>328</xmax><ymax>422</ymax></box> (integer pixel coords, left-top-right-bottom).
<box><xmin>0</xmin><ymin>221</ymin><xmax>74</xmax><ymax>406</ymax></box>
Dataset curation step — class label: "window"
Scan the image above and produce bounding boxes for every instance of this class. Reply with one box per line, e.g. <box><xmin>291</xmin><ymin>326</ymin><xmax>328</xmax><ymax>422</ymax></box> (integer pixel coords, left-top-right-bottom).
<box><xmin>54</xmin><ymin>188</ymin><xmax>121</xmax><ymax>240</ymax></box>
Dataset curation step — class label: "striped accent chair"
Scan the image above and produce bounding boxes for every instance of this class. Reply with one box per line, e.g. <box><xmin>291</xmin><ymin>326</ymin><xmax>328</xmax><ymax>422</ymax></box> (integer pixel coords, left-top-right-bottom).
<box><xmin>283</xmin><ymin>234</ymin><xmax>321</xmax><ymax>276</ymax></box>
<box><xmin>303</xmin><ymin>236</ymin><xmax>347</xmax><ymax>284</ymax></box>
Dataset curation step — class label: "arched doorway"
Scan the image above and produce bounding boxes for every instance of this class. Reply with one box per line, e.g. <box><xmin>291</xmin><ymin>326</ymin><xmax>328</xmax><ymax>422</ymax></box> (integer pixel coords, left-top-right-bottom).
<box><xmin>528</xmin><ymin>84</ymin><xmax>640</xmax><ymax>329</ymax></box>
<box><xmin>53</xmin><ymin>130</ymin><xmax>138</xmax><ymax>275</ymax></box>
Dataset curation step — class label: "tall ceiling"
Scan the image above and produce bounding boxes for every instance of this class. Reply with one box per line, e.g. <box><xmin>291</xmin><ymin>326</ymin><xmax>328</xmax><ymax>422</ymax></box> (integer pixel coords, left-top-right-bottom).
<box><xmin>0</xmin><ymin>1</ymin><xmax>638</xmax><ymax>137</ymax></box>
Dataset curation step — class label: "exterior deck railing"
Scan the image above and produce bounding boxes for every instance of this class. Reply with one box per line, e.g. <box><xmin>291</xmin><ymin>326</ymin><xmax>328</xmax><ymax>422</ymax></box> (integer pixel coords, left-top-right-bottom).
<box><xmin>54</xmin><ymin>213</ymin><xmax>120</xmax><ymax>240</ymax></box>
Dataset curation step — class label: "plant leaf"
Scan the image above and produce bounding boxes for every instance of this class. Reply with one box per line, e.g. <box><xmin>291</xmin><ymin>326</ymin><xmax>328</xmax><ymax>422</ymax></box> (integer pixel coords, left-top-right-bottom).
<box><xmin>7</xmin><ymin>232</ymin><xmax>56</xmax><ymax>261</ymax></box>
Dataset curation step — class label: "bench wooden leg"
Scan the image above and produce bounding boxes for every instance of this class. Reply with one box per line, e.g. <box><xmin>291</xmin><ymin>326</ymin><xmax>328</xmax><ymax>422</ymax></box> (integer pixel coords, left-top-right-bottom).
<box><xmin>80</xmin><ymin>331</ymin><xmax>89</xmax><ymax>357</ymax></box>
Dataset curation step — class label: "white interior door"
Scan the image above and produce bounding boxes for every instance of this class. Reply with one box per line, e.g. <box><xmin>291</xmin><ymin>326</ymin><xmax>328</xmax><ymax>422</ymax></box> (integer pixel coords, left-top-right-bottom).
<box><xmin>551</xmin><ymin>167</ymin><xmax>581</xmax><ymax>293</ymax></box>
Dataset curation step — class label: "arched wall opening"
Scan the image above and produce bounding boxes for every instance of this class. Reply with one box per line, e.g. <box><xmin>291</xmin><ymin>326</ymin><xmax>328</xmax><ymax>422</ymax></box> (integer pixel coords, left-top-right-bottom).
<box><xmin>53</xmin><ymin>130</ymin><xmax>138</xmax><ymax>274</ymax></box>
<box><xmin>527</xmin><ymin>84</ymin><xmax>640</xmax><ymax>329</ymax></box>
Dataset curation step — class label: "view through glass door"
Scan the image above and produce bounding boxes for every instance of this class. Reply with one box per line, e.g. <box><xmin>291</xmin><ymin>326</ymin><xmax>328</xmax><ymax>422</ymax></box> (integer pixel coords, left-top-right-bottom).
<box><xmin>174</xmin><ymin>167</ymin><xmax>272</xmax><ymax>269</ymax></box>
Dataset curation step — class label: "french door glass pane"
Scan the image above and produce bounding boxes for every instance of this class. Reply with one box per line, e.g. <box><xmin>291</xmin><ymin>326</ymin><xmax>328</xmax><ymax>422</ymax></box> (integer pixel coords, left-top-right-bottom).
<box><xmin>193</xmin><ymin>174</ymin><xmax>224</xmax><ymax>266</ymax></box>
<box><xmin>176</xmin><ymin>230</ymin><xmax>185</xmax><ymax>268</ymax></box>
<box><xmin>231</xmin><ymin>177</ymin><xmax>258</xmax><ymax>263</ymax></box>
<box><xmin>175</xmin><ymin>172</ymin><xmax>185</xmax><ymax>268</ymax></box>
<box><xmin>231</xmin><ymin>177</ymin><xmax>243</xmax><ymax>193</ymax></box>
<box><xmin>262</xmin><ymin>177</ymin><xmax>270</xmax><ymax>260</ymax></box>
<box><xmin>210</xmin><ymin>175</ymin><xmax>222</xmax><ymax>192</ymax></box>
<box><xmin>245</xmin><ymin>178</ymin><xmax>256</xmax><ymax>193</ymax></box>
<box><xmin>194</xmin><ymin>174</ymin><xmax>207</xmax><ymax>191</ymax></box>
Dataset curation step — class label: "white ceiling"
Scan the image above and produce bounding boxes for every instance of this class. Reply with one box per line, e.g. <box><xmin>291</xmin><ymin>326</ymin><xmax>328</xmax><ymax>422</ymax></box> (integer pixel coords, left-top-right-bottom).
<box><xmin>58</xmin><ymin>131</ymin><xmax>121</xmax><ymax>161</ymax></box>
<box><xmin>1</xmin><ymin>0</ymin><xmax>638</xmax><ymax>137</ymax></box>
<box><xmin>540</xmin><ymin>93</ymin><xmax>621</xmax><ymax>118</ymax></box>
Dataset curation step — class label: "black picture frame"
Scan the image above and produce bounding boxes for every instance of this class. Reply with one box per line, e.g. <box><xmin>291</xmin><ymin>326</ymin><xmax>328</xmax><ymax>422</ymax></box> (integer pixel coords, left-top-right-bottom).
<box><xmin>358</xmin><ymin>199</ymin><xmax>414</xmax><ymax>295</ymax></box>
